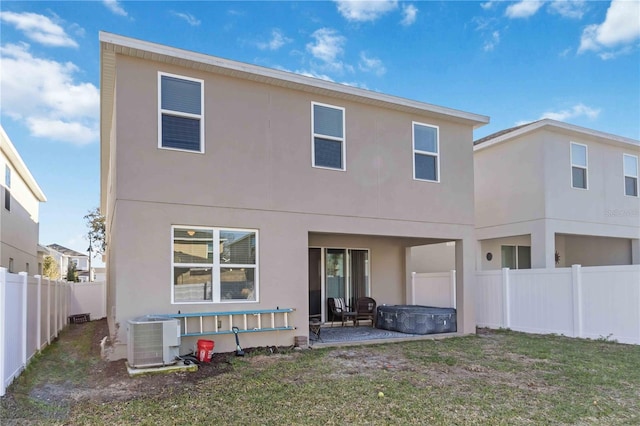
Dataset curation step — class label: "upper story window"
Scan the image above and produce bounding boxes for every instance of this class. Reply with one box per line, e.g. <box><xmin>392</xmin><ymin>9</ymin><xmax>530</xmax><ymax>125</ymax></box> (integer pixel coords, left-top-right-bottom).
<box><xmin>172</xmin><ymin>226</ymin><xmax>258</xmax><ymax>304</ymax></box>
<box><xmin>159</xmin><ymin>72</ymin><xmax>204</xmax><ymax>153</ymax></box>
<box><xmin>312</xmin><ymin>102</ymin><xmax>345</xmax><ymax>170</ymax></box>
<box><xmin>624</xmin><ymin>154</ymin><xmax>638</xmax><ymax>197</ymax></box>
<box><xmin>413</xmin><ymin>122</ymin><xmax>440</xmax><ymax>182</ymax></box>
<box><xmin>4</xmin><ymin>165</ymin><xmax>10</xmax><ymax>211</ymax></box>
<box><xmin>570</xmin><ymin>142</ymin><xmax>588</xmax><ymax>189</ymax></box>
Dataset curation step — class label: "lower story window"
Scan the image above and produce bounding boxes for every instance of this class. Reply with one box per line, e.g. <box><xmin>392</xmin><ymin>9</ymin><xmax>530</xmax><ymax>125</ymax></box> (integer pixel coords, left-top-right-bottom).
<box><xmin>172</xmin><ymin>226</ymin><xmax>258</xmax><ymax>303</ymax></box>
<box><xmin>501</xmin><ymin>245</ymin><xmax>531</xmax><ymax>269</ymax></box>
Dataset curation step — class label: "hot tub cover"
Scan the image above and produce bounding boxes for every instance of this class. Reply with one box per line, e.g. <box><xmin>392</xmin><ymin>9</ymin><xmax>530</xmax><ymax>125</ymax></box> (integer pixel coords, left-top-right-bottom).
<box><xmin>376</xmin><ymin>305</ymin><xmax>457</xmax><ymax>335</ymax></box>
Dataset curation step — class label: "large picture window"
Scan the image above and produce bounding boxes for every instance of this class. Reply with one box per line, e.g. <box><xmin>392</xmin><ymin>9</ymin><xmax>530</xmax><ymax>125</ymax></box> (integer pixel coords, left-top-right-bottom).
<box><xmin>413</xmin><ymin>122</ymin><xmax>440</xmax><ymax>182</ymax></box>
<box><xmin>172</xmin><ymin>226</ymin><xmax>258</xmax><ymax>303</ymax></box>
<box><xmin>570</xmin><ymin>142</ymin><xmax>588</xmax><ymax>189</ymax></box>
<box><xmin>312</xmin><ymin>102</ymin><xmax>345</xmax><ymax>170</ymax></box>
<box><xmin>623</xmin><ymin>154</ymin><xmax>638</xmax><ymax>197</ymax></box>
<box><xmin>159</xmin><ymin>73</ymin><xmax>204</xmax><ymax>153</ymax></box>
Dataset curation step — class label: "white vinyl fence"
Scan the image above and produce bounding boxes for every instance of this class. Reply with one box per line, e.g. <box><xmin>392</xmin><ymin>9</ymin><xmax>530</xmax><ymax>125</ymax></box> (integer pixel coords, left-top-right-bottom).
<box><xmin>410</xmin><ymin>271</ymin><xmax>457</xmax><ymax>308</ymax></box>
<box><xmin>476</xmin><ymin>265</ymin><xmax>640</xmax><ymax>345</ymax></box>
<box><xmin>0</xmin><ymin>268</ymin><xmax>106</xmax><ymax>396</ymax></box>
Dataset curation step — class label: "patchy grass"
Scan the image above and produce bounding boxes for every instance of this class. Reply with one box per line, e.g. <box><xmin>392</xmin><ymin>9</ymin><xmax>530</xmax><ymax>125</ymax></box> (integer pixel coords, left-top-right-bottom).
<box><xmin>2</xmin><ymin>322</ymin><xmax>640</xmax><ymax>425</ymax></box>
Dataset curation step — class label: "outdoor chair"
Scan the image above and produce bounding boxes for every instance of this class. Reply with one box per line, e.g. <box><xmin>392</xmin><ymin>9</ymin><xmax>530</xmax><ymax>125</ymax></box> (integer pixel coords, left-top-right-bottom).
<box><xmin>328</xmin><ymin>297</ymin><xmax>355</xmax><ymax>327</ymax></box>
<box><xmin>355</xmin><ymin>297</ymin><xmax>377</xmax><ymax>327</ymax></box>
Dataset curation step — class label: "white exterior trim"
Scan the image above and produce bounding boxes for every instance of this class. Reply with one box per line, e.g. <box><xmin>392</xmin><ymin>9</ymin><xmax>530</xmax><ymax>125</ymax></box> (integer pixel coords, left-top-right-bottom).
<box><xmin>157</xmin><ymin>72</ymin><xmax>205</xmax><ymax>154</ymax></box>
<box><xmin>623</xmin><ymin>153</ymin><xmax>639</xmax><ymax>197</ymax></box>
<box><xmin>311</xmin><ymin>102</ymin><xmax>346</xmax><ymax>171</ymax></box>
<box><xmin>475</xmin><ymin>119</ymin><xmax>639</xmax><ymax>152</ymax></box>
<box><xmin>412</xmin><ymin>121</ymin><xmax>440</xmax><ymax>183</ymax></box>
<box><xmin>171</xmin><ymin>225</ymin><xmax>259</xmax><ymax>304</ymax></box>
<box><xmin>570</xmin><ymin>141</ymin><xmax>588</xmax><ymax>190</ymax></box>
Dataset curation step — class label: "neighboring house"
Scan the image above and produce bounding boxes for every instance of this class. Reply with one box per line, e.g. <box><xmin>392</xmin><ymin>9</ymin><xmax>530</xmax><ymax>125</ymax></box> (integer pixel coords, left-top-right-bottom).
<box><xmin>0</xmin><ymin>126</ymin><xmax>47</xmax><ymax>274</ymax></box>
<box><xmin>46</xmin><ymin>243</ymin><xmax>91</xmax><ymax>282</ymax></box>
<box><xmin>99</xmin><ymin>32</ymin><xmax>489</xmax><ymax>358</ymax></box>
<box><xmin>474</xmin><ymin>119</ymin><xmax>640</xmax><ymax>270</ymax></box>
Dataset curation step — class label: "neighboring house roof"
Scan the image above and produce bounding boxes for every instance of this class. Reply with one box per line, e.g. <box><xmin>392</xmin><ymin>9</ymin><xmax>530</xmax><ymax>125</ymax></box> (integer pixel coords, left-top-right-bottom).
<box><xmin>474</xmin><ymin>119</ymin><xmax>640</xmax><ymax>151</ymax></box>
<box><xmin>99</xmin><ymin>32</ymin><xmax>490</xmax><ymax>212</ymax></box>
<box><xmin>0</xmin><ymin>125</ymin><xmax>47</xmax><ymax>202</ymax></box>
<box><xmin>47</xmin><ymin>244</ymin><xmax>88</xmax><ymax>258</ymax></box>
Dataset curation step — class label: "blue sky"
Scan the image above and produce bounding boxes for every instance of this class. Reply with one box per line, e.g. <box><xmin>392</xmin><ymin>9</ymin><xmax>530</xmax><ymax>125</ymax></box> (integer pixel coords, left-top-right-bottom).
<box><xmin>1</xmin><ymin>0</ymin><xmax>639</xmax><ymax>259</ymax></box>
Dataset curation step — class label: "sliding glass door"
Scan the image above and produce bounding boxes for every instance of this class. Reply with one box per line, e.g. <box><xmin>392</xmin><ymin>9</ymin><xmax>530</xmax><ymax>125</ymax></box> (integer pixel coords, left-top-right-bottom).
<box><xmin>308</xmin><ymin>248</ymin><xmax>370</xmax><ymax>322</ymax></box>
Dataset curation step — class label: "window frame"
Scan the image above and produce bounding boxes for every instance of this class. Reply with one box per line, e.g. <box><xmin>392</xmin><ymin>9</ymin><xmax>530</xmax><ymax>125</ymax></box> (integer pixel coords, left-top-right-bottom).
<box><xmin>158</xmin><ymin>72</ymin><xmax>205</xmax><ymax>154</ymax></box>
<box><xmin>570</xmin><ymin>142</ymin><xmax>588</xmax><ymax>190</ymax></box>
<box><xmin>4</xmin><ymin>165</ymin><xmax>10</xmax><ymax>211</ymax></box>
<box><xmin>500</xmin><ymin>245</ymin><xmax>531</xmax><ymax>270</ymax></box>
<box><xmin>623</xmin><ymin>153</ymin><xmax>639</xmax><ymax>197</ymax></box>
<box><xmin>311</xmin><ymin>101</ymin><xmax>346</xmax><ymax>171</ymax></box>
<box><xmin>412</xmin><ymin>121</ymin><xmax>440</xmax><ymax>183</ymax></box>
<box><xmin>171</xmin><ymin>225</ymin><xmax>259</xmax><ymax>304</ymax></box>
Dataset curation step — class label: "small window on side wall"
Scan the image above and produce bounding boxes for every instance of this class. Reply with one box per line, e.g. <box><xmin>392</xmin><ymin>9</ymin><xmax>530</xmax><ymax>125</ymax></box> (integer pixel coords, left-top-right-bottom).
<box><xmin>312</xmin><ymin>102</ymin><xmax>345</xmax><ymax>170</ymax></box>
<box><xmin>413</xmin><ymin>122</ymin><xmax>439</xmax><ymax>182</ymax></box>
<box><xmin>623</xmin><ymin>154</ymin><xmax>638</xmax><ymax>197</ymax></box>
<box><xmin>159</xmin><ymin>73</ymin><xmax>204</xmax><ymax>153</ymax></box>
<box><xmin>570</xmin><ymin>142</ymin><xmax>588</xmax><ymax>189</ymax></box>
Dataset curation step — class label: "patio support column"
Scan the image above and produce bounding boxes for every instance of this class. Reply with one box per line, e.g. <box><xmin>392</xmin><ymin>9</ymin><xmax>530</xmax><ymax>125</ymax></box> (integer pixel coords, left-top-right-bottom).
<box><xmin>631</xmin><ymin>239</ymin><xmax>640</xmax><ymax>265</ymax></box>
<box><xmin>455</xmin><ymin>235</ymin><xmax>476</xmax><ymax>334</ymax></box>
<box><xmin>531</xmin><ymin>221</ymin><xmax>555</xmax><ymax>268</ymax></box>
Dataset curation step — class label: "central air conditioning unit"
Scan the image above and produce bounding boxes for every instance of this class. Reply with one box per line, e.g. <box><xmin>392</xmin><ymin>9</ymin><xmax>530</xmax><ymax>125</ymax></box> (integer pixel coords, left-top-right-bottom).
<box><xmin>127</xmin><ymin>315</ymin><xmax>181</xmax><ymax>368</ymax></box>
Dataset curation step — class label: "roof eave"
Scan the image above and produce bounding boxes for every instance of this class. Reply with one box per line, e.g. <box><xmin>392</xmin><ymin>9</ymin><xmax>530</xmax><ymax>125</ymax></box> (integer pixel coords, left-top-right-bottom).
<box><xmin>474</xmin><ymin>119</ymin><xmax>640</xmax><ymax>152</ymax></box>
<box><xmin>0</xmin><ymin>125</ymin><xmax>47</xmax><ymax>202</ymax></box>
<box><xmin>98</xmin><ymin>32</ymin><xmax>489</xmax><ymax>128</ymax></box>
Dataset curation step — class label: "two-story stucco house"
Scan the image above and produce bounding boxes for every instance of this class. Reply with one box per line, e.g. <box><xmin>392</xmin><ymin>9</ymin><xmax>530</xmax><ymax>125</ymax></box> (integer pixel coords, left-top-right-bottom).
<box><xmin>99</xmin><ymin>33</ymin><xmax>488</xmax><ymax>358</ymax></box>
<box><xmin>0</xmin><ymin>126</ymin><xmax>47</xmax><ymax>275</ymax></box>
<box><xmin>474</xmin><ymin>119</ymin><xmax>640</xmax><ymax>271</ymax></box>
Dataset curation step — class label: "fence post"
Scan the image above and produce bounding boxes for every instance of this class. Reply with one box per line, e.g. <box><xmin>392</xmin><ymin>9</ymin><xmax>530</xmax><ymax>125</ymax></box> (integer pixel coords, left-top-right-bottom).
<box><xmin>0</xmin><ymin>267</ymin><xmax>7</xmax><ymax>397</ymax></box>
<box><xmin>450</xmin><ymin>270</ymin><xmax>457</xmax><ymax>309</ymax></box>
<box><xmin>19</xmin><ymin>272</ymin><xmax>28</xmax><ymax>368</ymax></box>
<box><xmin>411</xmin><ymin>272</ymin><xmax>416</xmax><ymax>305</ymax></box>
<box><xmin>54</xmin><ymin>280</ymin><xmax>58</xmax><ymax>337</ymax></box>
<box><xmin>46</xmin><ymin>277</ymin><xmax>51</xmax><ymax>345</ymax></box>
<box><xmin>35</xmin><ymin>275</ymin><xmax>41</xmax><ymax>351</ymax></box>
<box><xmin>571</xmin><ymin>264</ymin><xmax>583</xmax><ymax>338</ymax></box>
<box><xmin>502</xmin><ymin>268</ymin><xmax>511</xmax><ymax>328</ymax></box>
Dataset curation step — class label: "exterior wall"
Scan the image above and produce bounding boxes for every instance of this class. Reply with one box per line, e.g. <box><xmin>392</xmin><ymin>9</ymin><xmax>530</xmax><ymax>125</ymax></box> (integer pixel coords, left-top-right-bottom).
<box><xmin>478</xmin><ymin>235</ymin><xmax>531</xmax><ymax>270</ymax></box>
<box><xmin>475</xmin><ymin>126</ymin><xmax>640</xmax><ymax>269</ymax></box>
<box><xmin>0</xmin><ymin>149</ymin><xmax>41</xmax><ymax>273</ymax></box>
<box><xmin>474</xmin><ymin>131</ymin><xmax>546</xmax><ymax>230</ymax></box>
<box><xmin>103</xmin><ymin>47</ymin><xmax>481</xmax><ymax>358</ymax></box>
<box><xmin>409</xmin><ymin>242</ymin><xmax>455</xmax><ymax>273</ymax></box>
<box><xmin>557</xmin><ymin>234</ymin><xmax>632</xmax><ymax>267</ymax></box>
<box><xmin>542</xmin><ymin>129</ymin><xmax>639</xmax><ymax>229</ymax></box>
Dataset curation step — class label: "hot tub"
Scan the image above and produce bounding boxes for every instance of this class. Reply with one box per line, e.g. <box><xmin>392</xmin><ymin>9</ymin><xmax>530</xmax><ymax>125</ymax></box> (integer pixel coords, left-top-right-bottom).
<box><xmin>376</xmin><ymin>305</ymin><xmax>457</xmax><ymax>335</ymax></box>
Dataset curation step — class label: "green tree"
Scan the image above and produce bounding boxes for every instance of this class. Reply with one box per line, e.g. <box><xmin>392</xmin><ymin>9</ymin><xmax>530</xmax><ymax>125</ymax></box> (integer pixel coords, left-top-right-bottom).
<box><xmin>84</xmin><ymin>207</ymin><xmax>106</xmax><ymax>255</ymax></box>
<box><xmin>42</xmin><ymin>255</ymin><xmax>60</xmax><ymax>279</ymax></box>
<box><xmin>66</xmin><ymin>262</ymin><xmax>79</xmax><ymax>282</ymax></box>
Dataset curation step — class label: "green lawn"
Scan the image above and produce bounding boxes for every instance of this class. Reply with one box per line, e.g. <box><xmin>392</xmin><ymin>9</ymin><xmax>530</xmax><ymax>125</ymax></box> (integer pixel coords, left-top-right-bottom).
<box><xmin>2</xmin><ymin>321</ymin><xmax>639</xmax><ymax>425</ymax></box>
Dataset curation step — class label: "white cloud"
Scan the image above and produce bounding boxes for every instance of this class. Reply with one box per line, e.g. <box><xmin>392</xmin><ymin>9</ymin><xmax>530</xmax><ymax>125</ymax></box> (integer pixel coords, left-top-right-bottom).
<box><xmin>306</xmin><ymin>28</ymin><xmax>347</xmax><ymax>72</ymax></box>
<box><xmin>257</xmin><ymin>29</ymin><xmax>292</xmax><ymax>51</ymax></box>
<box><xmin>578</xmin><ymin>0</ymin><xmax>640</xmax><ymax>57</ymax></box>
<box><xmin>483</xmin><ymin>31</ymin><xmax>501</xmax><ymax>51</ymax></box>
<box><xmin>172</xmin><ymin>11</ymin><xmax>200</xmax><ymax>26</ymax></box>
<box><xmin>334</xmin><ymin>0</ymin><xmax>398</xmax><ymax>22</ymax></box>
<box><xmin>103</xmin><ymin>0</ymin><xmax>128</xmax><ymax>17</ymax></box>
<box><xmin>401</xmin><ymin>4</ymin><xmax>418</xmax><ymax>26</ymax></box>
<box><xmin>548</xmin><ymin>0</ymin><xmax>587</xmax><ymax>19</ymax></box>
<box><xmin>0</xmin><ymin>11</ymin><xmax>78</xmax><ymax>48</ymax></box>
<box><xmin>358</xmin><ymin>52</ymin><xmax>386</xmax><ymax>76</ymax></box>
<box><xmin>0</xmin><ymin>43</ymin><xmax>99</xmax><ymax>145</ymax></box>
<box><xmin>505</xmin><ymin>1</ymin><xmax>545</xmax><ymax>19</ymax></box>
<box><xmin>480</xmin><ymin>1</ymin><xmax>497</xmax><ymax>10</ymax></box>
<box><xmin>539</xmin><ymin>103</ymin><xmax>601</xmax><ymax>121</ymax></box>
